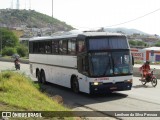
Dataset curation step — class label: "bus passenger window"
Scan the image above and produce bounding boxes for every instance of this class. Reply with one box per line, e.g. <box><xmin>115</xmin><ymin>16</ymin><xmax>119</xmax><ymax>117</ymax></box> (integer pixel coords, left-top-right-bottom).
<box><xmin>52</xmin><ymin>41</ymin><xmax>59</xmax><ymax>54</ymax></box>
<box><xmin>29</xmin><ymin>42</ymin><xmax>33</xmax><ymax>53</ymax></box>
<box><xmin>33</xmin><ymin>42</ymin><xmax>39</xmax><ymax>53</ymax></box>
<box><xmin>68</xmin><ymin>40</ymin><xmax>76</xmax><ymax>55</ymax></box>
<box><xmin>45</xmin><ymin>41</ymin><xmax>51</xmax><ymax>54</ymax></box>
<box><xmin>77</xmin><ymin>56</ymin><xmax>88</xmax><ymax>75</ymax></box>
<box><xmin>39</xmin><ymin>42</ymin><xmax>45</xmax><ymax>53</ymax></box>
<box><xmin>45</xmin><ymin>45</ymin><xmax>51</xmax><ymax>53</ymax></box>
<box><xmin>39</xmin><ymin>48</ymin><xmax>44</xmax><ymax>53</ymax></box>
<box><xmin>59</xmin><ymin>40</ymin><xmax>68</xmax><ymax>54</ymax></box>
<box><xmin>78</xmin><ymin>40</ymin><xmax>85</xmax><ymax>53</ymax></box>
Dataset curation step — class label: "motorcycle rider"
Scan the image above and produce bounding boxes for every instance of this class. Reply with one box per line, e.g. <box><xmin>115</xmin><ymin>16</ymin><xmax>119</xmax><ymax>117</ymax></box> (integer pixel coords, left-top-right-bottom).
<box><xmin>139</xmin><ymin>61</ymin><xmax>150</xmax><ymax>80</ymax></box>
<box><xmin>14</xmin><ymin>57</ymin><xmax>19</xmax><ymax>64</ymax></box>
<box><xmin>14</xmin><ymin>57</ymin><xmax>20</xmax><ymax>69</ymax></box>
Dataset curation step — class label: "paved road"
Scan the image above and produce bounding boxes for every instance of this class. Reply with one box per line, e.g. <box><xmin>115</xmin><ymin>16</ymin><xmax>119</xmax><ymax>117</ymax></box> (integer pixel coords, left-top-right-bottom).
<box><xmin>0</xmin><ymin>61</ymin><xmax>160</xmax><ymax>120</ymax></box>
<box><xmin>0</xmin><ymin>61</ymin><xmax>30</xmax><ymax>76</ymax></box>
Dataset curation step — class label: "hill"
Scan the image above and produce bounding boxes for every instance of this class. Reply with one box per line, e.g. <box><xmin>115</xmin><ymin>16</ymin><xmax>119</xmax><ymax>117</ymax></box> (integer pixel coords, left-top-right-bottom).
<box><xmin>0</xmin><ymin>9</ymin><xmax>151</xmax><ymax>37</ymax></box>
<box><xmin>0</xmin><ymin>9</ymin><xmax>73</xmax><ymax>36</ymax></box>
<box><xmin>104</xmin><ymin>27</ymin><xmax>148</xmax><ymax>35</ymax></box>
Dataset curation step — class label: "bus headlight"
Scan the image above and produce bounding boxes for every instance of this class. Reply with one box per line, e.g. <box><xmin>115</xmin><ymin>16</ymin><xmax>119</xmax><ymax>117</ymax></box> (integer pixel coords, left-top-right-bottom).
<box><xmin>124</xmin><ymin>79</ymin><xmax>132</xmax><ymax>83</ymax></box>
<box><xmin>91</xmin><ymin>82</ymin><xmax>103</xmax><ymax>85</ymax></box>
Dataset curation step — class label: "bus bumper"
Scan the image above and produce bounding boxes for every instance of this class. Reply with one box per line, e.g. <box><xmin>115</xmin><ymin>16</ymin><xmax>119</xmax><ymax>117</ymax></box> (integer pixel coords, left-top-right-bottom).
<box><xmin>90</xmin><ymin>82</ymin><xmax>132</xmax><ymax>94</ymax></box>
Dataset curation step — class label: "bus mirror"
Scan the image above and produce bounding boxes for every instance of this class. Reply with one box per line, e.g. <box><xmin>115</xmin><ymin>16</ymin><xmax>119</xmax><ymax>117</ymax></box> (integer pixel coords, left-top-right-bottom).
<box><xmin>132</xmin><ymin>56</ymin><xmax>134</xmax><ymax>66</ymax></box>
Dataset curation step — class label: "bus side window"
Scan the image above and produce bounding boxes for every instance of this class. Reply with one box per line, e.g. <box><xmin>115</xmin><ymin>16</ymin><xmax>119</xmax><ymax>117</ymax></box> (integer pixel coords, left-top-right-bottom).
<box><xmin>52</xmin><ymin>41</ymin><xmax>59</xmax><ymax>54</ymax></box>
<box><xmin>29</xmin><ymin>42</ymin><xmax>33</xmax><ymax>53</ymax></box>
<box><xmin>68</xmin><ymin>39</ymin><xmax>76</xmax><ymax>55</ymax></box>
<box><xmin>83</xmin><ymin>56</ymin><xmax>89</xmax><ymax>72</ymax></box>
<box><xmin>78</xmin><ymin>57</ymin><xmax>83</xmax><ymax>72</ymax></box>
<box><xmin>33</xmin><ymin>42</ymin><xmax>39</xmax><ymax>53</ymax></box>
<box><xmin>39</xmin><ymin>42</ymin><xmax>45</xmax><ymax>54</ymax></box>
<box><xmin>59</xmin><ymin>40</ymin><xmax>68</xmax><ymax>54</ymax></box>
<box><xmin>45</xmin><ymin>41</ymin><xmax>51</xmax><ymax>54</ymax></box>
<box><xmin>77</xmin><ymin>55</ymin><xmax>88</xmax><ymax>75</ymax></box>
<box><xmin>63</xmin><ymin>40</ymin><xmax>68</xmax><ymax>54</ymax></box>
<box><xmin>78</xmin><ymin>40</ymin><xmax>85</xmax><ymax>53</ymax></box>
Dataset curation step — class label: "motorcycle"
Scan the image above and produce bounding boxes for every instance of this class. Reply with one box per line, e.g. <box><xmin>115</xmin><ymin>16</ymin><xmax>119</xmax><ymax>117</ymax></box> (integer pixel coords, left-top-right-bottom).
<box><xmin>139</xmin><ymin>69</ymin><xmax>157</xmax><ymax>87</ymax></box>
<box><xmin>15</xmin><ymin>60</ymin><xmax>20</xmax><ymax>70</ymax></box>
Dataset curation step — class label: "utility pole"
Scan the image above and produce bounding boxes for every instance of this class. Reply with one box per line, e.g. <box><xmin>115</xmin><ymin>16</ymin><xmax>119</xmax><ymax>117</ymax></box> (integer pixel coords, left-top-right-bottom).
<box><xmin>29</xmin><ymin>0</ymin><xmax>31</xmax><ymax>10</ymax></box>
<box><xmin>25</xmin><ymin>0</ymin><xmax>26</xmax><ymax>9</ymax></box>
<box><xmin>52</xmin><ymin>0</ymin><xmax>53</xmax><ymax>18</ymax></box>
<box><xmin>11</xmin><ymin>0</ymin><xmax>13</xmax><ymax>9</ymax></box>
<box><xmin>52</xmin><ymin>0</ymin><xmax>53</xmax><ymax>34</ymax></box>
<box><xmin>16</xmin><ymin>0</ymin><xmax>19</xmax><ymax>9</ymax></box>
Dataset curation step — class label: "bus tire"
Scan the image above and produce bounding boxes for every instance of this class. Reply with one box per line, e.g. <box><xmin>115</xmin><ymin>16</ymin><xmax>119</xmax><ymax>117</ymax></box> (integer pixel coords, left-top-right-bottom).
<box><xmin>37</xmin><ymin>71</ymin><xmax>41</xmax><ymax>83</ymax></box>
<box><xmin>72</xmin><ymin>77</ymin><xmax>79</xmax><ymax>93</ymax></box>
<box><xmin>41</xmin><ymin>71</ymin><xmax>46</xmax><ymax>84</ymax></box>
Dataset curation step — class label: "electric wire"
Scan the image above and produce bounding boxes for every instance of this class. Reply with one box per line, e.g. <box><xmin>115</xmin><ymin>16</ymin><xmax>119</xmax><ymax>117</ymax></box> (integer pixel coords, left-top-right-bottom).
<box><xmin>74</xmin><ymin>7</ymin><xmax>160</xmax><ymax>29</ymax></box>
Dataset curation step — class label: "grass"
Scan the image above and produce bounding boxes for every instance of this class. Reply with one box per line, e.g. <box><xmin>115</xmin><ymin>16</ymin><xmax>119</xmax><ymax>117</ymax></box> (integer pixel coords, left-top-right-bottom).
<box><xmin>0</xmin><ymin>71</ymin><xmax>75</xmax><ymax>119</ymax></box>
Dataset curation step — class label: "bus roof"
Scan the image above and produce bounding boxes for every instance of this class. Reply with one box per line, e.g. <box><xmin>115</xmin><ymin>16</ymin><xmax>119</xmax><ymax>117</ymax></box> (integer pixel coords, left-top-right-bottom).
<box><xmin>80</xmin><ymin>32</ymin><xmax>125</xmax><ymax>37</ymax></box>
<box><xmin>29</xmin><ymin>31</ymin><xmax>125</xmax><ymax>41</ymax></box>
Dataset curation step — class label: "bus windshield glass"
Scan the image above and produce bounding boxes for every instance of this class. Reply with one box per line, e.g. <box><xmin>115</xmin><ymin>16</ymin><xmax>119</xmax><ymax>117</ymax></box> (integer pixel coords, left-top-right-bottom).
<box><xmin>89</xmin><ymin>51</ymin><xmax>132</xmax><ymax>77</ymax></box>
<box><xmin>88</xmin><ymin>36</ymin><xmax>129</xmax><ymax>50</ymax></box>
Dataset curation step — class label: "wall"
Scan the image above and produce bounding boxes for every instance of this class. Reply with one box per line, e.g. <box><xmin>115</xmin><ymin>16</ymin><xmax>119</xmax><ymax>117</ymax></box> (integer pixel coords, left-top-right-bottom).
<box><xmin>131</xmin><ymin>48</ymin><xmax>144</xmax><ymax>62</ymax></box>
<box><xmin>131</xmin><ymin>48</ymin><xmax>160</xmax><ymax>63</ymax></box>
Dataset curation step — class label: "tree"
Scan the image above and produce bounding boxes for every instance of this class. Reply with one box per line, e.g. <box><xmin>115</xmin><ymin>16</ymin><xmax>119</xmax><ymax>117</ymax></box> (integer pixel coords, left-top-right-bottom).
<box><xmin>0</xmin><ymin>28</ymin><xmax>19</xmax><ymax>53</ymax></box>
<box><xmin>137</xmin><ymin>41</ymin><xmax>145</xmax><ymax>46</ymax></box>
<box><xmin>2</xmin><ymin>47</ymin><xmax>16</xmax><ymax>56</ymax></box>
<box><xmin>129</xmin><ymin>40</ymin><xmax>147</xmax><ymax>47</ymax></box>
<box><xmin>129</xmin><ymin>40</ymin><xmax>137</xmax><ymax>46</ymax></box>
<box><xmin>16</xmin><ymin>45</ymin><xmax>28</xmax><ymax>57</ymax></box>
<box><xmin>155</xmin><ymin>41</ymin><xmax>160</xmax><ymax>47</ymax></box>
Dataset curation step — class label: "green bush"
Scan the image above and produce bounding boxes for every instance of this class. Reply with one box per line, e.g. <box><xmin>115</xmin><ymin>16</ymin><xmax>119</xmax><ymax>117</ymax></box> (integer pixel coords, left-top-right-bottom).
<box><xmin>0</xmin><ymin>28</ymin><xmax>19</xmax><ymax>48</ymax></box>
<box><xmin>2</xmin><ymin>47</ymin><xmax>16</xmax><ymax>56</ymax></box>
<box><xmin>16</xmin><ymin>45</ymin><xmax>28</xmax><ymax>57</ymax></box>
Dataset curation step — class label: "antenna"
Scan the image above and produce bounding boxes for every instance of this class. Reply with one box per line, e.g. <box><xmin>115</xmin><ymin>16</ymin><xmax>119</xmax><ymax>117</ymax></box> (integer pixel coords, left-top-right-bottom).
<box><xmin>52</xmin><ymin>0</ymin><xmax>53</xmax><ymax>34</ymax></box>
<box><xmin>29</xmin><ymin>0</ymin><xmax>31</xmax><ymax>10</ymax></box>
<box><xmin>11</xmin><ymin>0</ymin><xmax>13</xmax><ymax>9</ymax></box>
<box><xmin>25</xmin><ymin>0</ymin><xmax>26</xmax><ymax>9</ymax></box>
<box><xmin>16</xmin><ymin>0</ymin><xmax>19</xmax><ymax>9</ymax></box>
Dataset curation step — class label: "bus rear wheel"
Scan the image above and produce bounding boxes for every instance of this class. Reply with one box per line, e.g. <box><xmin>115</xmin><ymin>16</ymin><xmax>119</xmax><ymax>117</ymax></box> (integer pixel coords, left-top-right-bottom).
<box><xmin>37</xmin><ymin>71</ymin><xmax>41</xmax><ymax>83</ymax></box>
<box><xmin>72</xmin><ymin>77</ymin><xmax>79</xmax><ymax>93</ymax></box>
<box><xmin>41</xmin><ymin>71</ymin><xmax>46</xmax><ymax>84</ymax></box>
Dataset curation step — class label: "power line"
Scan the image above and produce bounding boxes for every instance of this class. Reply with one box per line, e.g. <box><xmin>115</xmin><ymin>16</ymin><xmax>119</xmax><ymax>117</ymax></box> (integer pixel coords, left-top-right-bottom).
<box><xmin>74</xmin><ymin>7</ymin><xmax>160</xmax><ymax>29</ymax></box>
<box><xmin>105</xmin><ymin>7</ymin><xmax>160</xmax><ymax>28</ymax></box>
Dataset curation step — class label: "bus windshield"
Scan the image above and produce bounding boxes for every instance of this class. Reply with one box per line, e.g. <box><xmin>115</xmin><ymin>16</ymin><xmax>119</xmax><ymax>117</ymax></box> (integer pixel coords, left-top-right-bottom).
<box><xmin>89</xmin><ymin>51</ymin><xmax>132</xmax><ymax>77</ymax></box>
<box><xmin>88</xmin><ymin>36</ymin><xmax>129</xmax><ymax>50</ymax></box>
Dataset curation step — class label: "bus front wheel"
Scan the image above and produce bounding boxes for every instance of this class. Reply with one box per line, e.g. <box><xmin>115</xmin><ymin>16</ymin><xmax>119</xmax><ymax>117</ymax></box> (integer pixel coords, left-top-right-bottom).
<box><xmin>72</xmin><ymin>77</ymin><xmax>79</xmax><ymax>93</ymax></box>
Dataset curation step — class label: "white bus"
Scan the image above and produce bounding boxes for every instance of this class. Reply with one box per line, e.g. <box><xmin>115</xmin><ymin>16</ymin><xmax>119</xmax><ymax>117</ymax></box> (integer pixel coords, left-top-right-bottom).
<box><xmin>29</xmin><ymin>31</ymin><xmax>134</xmax><ymax>94</ymax></box>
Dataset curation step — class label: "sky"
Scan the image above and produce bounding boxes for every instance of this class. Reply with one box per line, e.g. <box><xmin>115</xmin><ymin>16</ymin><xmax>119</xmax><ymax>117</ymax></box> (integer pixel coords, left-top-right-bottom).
<box><xmin>0</xmin><ymin>0</ymin><xmax>160</xmax><ymax>35</ymax></box>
